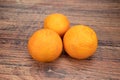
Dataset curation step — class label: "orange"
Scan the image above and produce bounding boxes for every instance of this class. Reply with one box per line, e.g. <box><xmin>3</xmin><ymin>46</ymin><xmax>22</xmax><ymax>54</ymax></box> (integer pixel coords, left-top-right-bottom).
<box><xmin>27</xmin><ymin>29</ymin><xmax>63</xmax><ymax>62</ymax></box>
<box><xmin>44</xmin><ymin>13</ymin><xmax>70</xmax><ymax>36</ymax></box>
<box><xmin>63</xmin><ymin>25</ymin><xmax>98</xmax><ymax>59</ymax></box>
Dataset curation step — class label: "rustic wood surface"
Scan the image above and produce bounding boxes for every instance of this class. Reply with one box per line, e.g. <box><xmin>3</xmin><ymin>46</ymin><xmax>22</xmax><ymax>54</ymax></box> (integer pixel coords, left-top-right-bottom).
<box><xmin>0</xmin><ymin>0</ymin><xmax>120</xmax><ymax>80</ymax></box>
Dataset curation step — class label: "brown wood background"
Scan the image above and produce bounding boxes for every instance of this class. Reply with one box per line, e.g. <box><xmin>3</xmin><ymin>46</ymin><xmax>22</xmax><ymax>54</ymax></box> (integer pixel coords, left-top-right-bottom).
<box><xmin>0</xmin><ymin>0</ymin><xmax>120</xmax><ymax>80</ymax></box>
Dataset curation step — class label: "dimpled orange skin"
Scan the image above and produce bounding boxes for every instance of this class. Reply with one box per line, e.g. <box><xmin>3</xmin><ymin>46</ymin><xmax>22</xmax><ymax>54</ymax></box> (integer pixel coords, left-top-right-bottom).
<box><xmin>28</xmin><ymin>29</ymin><xmax>63</xmax><ymax>62</ymax></box>
<box><xmin>63</xmin><ymin>25</ymin><xmax>98</xmax><ymax>59</ymax></box>
<box><xmin>44</xmin><ymin>13</ymin><xmax>70</xmax><ymax>36</ymax></box>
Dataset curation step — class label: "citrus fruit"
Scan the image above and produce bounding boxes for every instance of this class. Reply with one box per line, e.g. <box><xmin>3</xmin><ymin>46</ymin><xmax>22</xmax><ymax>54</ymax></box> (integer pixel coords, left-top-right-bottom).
<box><xmin>63</xmin><ymin>25</ymin><xmax>98</xmax><ymax>59</ymax></box>
<box><xmin>44</xmin><ymin>13</ymin><xmax>70</xmax><ymax>36</ymax></box>
<box><xmin>27</xmin><ymin>29</ymin><xmax>63</xmax><ymax>62</ymax></box>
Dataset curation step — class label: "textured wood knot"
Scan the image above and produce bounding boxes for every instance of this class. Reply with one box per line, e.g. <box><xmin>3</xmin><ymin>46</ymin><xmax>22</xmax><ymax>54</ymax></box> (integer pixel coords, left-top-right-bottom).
<box><xmin>47</xmin><ymin>68</ymin><xmax>52</xmax><ymax>72</ymax></box>
<box><xmin>43</xmin><ymin>65</ymin><xmax>66</xmax><ymax>78</ymax></box>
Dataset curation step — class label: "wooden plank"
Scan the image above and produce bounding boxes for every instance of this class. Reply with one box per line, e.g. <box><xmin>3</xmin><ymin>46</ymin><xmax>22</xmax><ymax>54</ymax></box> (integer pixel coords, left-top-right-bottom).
<box><xmin>0</xmin><ymin>41</ymin><xmax>119</xmax><ymax>79</ymax></box>
<box><xmin>0</xmin><ymin>20</ymin><xmax>120</xmax><ymax>47</ymax></box>
<box><xmin>0</xmin><ymin>46</ymin><xmax>120</xmax><ymax>79</ymax></box>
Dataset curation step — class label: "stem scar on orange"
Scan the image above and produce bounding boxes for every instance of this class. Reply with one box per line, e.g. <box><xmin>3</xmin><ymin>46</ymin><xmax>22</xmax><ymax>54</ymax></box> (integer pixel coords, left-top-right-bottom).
<box><xmin>44</xmin><ymin>13</ymin><xmax>70</xmax><ymax>36</ymax></box>
<box><xmin>63</xmin><ymin>25</ymin><xmax>98</xmax><ymax>59</ymax></box>
<box><xmin>27</xmin><ymin>29</ymin><xmax>63</xmax><ymax>62</ymax></box>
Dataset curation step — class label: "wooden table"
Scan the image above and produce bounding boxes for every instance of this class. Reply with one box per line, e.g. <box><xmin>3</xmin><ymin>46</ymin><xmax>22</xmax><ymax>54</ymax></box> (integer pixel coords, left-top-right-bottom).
<box><xmin>0</xmin><ymin>0</ymin><xmax>120</xmax><ymax>80</ymax></box>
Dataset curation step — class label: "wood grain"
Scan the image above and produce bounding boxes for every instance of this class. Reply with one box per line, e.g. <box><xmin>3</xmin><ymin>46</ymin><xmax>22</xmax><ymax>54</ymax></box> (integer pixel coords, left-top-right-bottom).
<box><xmin>0</xmin><ymin>0</ymin><xmax>120</xmax><ymax>80</ymax></box>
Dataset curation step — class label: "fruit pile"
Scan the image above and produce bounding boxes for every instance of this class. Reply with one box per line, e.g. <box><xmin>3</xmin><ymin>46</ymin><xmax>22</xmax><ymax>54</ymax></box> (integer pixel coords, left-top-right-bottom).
<box><xmin>27</xmin><ymin>13</ymin><xmax>98</xmax><ymax>62</ymax></box>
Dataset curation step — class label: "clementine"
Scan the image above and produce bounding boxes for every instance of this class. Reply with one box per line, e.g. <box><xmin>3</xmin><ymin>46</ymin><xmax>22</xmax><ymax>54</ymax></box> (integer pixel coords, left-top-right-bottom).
<box><xmin>28</xmin><ymin>29</ymin><xmax>63</xmax><ymax>62</ymax></box>
<box><xmin>44</xmin><ymin>13</ymin><xmax>70</xmax><ymax>36</ymax></box>
<box><xmin>63</xmin><ymin>25</ymin><xmax>98</xmax><ymax>59</ymax></box>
